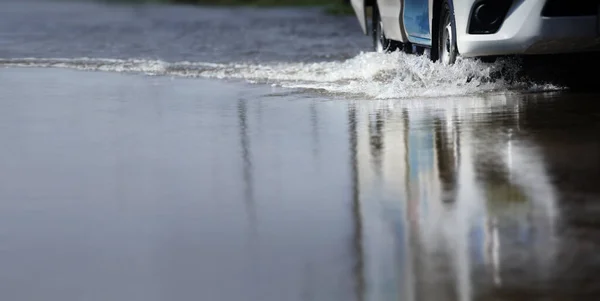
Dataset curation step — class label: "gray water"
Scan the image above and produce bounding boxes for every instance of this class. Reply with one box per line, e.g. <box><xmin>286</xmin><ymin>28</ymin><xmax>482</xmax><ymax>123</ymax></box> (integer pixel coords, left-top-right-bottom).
<box><xmin>0</xmin><ymin>0</ymin><xmax>367</xmax><ymax>62</ymax></box>
<box><xmin>0</xmin><ymin>0</ymin><xmax>559</xmax><ymax>99</ymax></box>
<box><xmin>2</xmin><ymin>1</ymin><xmax>600</xmax><ymax>301</ymax></box>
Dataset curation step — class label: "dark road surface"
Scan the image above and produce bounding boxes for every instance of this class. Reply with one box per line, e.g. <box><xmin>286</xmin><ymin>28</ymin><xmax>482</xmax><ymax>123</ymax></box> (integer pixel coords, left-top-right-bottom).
<box><xmin>1</xmin><ymin>1</ymin><xmax>600</xmax><ymax>301</ymax></box>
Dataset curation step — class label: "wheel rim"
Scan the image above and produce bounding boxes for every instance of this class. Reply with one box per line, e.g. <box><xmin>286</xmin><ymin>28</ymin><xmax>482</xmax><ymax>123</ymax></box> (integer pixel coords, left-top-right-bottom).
<box><xmin>440</xmin><ymin>14</ymin><xmax>453</xmax><ymax>65</ymax></box>
<box><xmin>375</xmin><ymin>18</ymin><xmax>385</xmax><ymax>53</ymax></box>
<box><xmin>440</xmin><ymin>23</ymin><xmax>451</xmax><ymax>65</ymax></box>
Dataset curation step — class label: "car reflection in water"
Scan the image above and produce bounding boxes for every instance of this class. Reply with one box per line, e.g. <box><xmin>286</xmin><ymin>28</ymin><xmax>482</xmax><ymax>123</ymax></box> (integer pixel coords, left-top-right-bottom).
<box><xmin>346</xmin><ymin>93</ymin><xmax>573</xmax><ymax>301</ymax></box>
<box><xmin>230</xmin><ymin>89</ymin><xmax>598</xmax><ymax>301</ymax></box>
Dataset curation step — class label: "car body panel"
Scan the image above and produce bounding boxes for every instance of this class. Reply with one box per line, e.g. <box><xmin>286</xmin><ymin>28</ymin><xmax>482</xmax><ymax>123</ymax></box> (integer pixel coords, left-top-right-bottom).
<box><xmin>454</xmin><ymin>0</ymin><xmax>600</xmax><ymax>57</ymax></box>
<box><xmin>351</xmin><ymin>0</ymin><xmax>368</xmax><ymax>34</ymax></box>
<box><xmin>403</xmin><ymin>0</ymin><xmax>431</xmax><ymax>44</ymax></box>
<box><xmin>378</xmin><ymin>0</ymin><xmax>406</xmax><ymax>42</ymax></box>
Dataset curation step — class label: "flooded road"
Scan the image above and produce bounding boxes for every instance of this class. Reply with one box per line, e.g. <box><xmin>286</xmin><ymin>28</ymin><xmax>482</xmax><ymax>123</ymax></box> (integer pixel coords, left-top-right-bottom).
<box><xmin>2</xmin><ymin>1</ymin><xmax>600</xmax><ymax>301</ymax></box>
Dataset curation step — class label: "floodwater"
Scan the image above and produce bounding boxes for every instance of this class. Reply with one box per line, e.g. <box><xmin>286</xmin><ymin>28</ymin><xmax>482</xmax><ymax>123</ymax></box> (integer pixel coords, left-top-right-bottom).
<box><xmin>1</xmin><ymin>1</ymin><xmax>600</xmax><ymax>301</ymax></box>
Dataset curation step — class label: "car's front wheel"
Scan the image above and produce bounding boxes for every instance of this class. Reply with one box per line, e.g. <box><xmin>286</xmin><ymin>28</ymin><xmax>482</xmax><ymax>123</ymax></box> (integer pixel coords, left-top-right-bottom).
<box><xmin>437</xmin><ymin>0</ymin><xmax>458</xmax><ymax>64</ymax></box>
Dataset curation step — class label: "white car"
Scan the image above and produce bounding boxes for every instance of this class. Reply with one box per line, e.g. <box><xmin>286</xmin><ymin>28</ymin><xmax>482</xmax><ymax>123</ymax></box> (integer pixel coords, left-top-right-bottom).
<box><xmin>350</xmin><ymin>0</ymin><xmax>600</xmax><ymax>64</ymax></box>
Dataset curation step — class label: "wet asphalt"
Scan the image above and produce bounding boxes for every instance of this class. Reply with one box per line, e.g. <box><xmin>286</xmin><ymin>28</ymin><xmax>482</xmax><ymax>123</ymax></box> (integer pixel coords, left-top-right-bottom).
<box><xmin>1</xmin><ymin>1</ymin><xmax>600</xmax><ymax>301</ymax></box>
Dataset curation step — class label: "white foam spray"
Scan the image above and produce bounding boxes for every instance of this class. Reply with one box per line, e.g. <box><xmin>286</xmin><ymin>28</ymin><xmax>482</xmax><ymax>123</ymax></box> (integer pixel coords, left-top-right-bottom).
<box><xmin>0</xmin><ymin>52</ymin><xmax>561</xmax><ymax>99</ymax></box>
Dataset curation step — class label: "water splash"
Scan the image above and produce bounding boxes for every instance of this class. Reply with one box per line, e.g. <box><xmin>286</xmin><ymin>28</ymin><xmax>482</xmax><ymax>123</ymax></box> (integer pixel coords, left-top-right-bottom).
<box><xmin>0</xmin><ymin>52</ymin><xmax>561</xmax><ymax>99</ymax></box>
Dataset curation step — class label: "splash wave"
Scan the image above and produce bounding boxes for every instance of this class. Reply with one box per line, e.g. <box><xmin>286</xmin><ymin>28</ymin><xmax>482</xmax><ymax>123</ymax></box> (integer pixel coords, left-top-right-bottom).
<box><xmin>0</xmin><ymin>52</ymin><xmax>560</xmax><ymax>99</ymax></box>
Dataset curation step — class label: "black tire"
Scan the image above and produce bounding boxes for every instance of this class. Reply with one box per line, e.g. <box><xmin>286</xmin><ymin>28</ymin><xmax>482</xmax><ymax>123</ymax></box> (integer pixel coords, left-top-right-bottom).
<box><xmin>372</xmin><ymin>6</ymin><xmax>398</xmax><ymax>53</ymax></box>
<box><xmin>400</xmin><ymin>41</ymin><xmax>414</xmax><ymax>54</ymax></box>
<box><xmin>435</xmin><ymin>0</ymin><xmax>458</xmax><ymax>64</ymax></box>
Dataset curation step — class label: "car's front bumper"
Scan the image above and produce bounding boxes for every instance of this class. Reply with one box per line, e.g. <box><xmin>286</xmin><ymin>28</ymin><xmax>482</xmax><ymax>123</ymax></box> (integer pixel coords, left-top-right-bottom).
<box><xmin>453</xmin><ymin>0</ymin><xmax>600</xmax><ymax>57</ymax></box>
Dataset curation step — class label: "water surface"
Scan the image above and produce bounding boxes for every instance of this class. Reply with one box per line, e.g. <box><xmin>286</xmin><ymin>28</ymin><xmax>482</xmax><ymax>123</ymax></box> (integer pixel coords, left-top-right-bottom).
<box><xmin>1</xmin><ymin>1</ymin><xmax>600</xmax><ymax>300</ymax></box>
